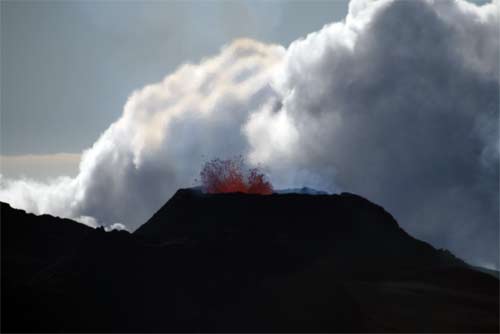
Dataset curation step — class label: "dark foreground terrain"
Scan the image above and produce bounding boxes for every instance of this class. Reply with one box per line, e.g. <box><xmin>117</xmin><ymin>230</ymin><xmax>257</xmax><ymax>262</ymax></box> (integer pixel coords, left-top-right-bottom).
<box><xmin>2</xmin><ymin>188</ymin><xmax>499</xmax><ymax>332</ymax></box>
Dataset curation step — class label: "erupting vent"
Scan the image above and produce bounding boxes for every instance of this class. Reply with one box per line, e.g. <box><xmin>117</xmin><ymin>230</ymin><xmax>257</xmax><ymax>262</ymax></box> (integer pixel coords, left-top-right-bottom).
<box><xmin>200</xmin><ymin>157</ymin><xmax>273</xmax><ymax>194</ymax></box>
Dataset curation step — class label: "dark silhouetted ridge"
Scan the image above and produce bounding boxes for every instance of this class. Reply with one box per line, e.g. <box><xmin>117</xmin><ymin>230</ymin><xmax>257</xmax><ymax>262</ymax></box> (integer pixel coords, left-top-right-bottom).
<box><xmin>1</xmin><ymin>190</ymin><xmax>498</xmax><ymax>333</ymax></box>
<box><xmin>135</xmin><ymin>189</ymin><xmax>461</xmax><ymax>273</ymax></box>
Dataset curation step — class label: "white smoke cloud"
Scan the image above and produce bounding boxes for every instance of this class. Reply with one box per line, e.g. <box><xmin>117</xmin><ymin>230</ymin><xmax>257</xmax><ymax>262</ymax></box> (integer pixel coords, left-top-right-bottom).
<box><xmin>1</xmin><ymin>39</ymin><xmax>285</xmax><ymax>228</ymax></box>
<box><xmin>105</xmin><ymin>223</ymin><xmax>128</xmax><ymax>232</ymax></box>
<box><xmin>248</xmin><ymin>0</ymin><xmax>499</xmax><ymax>267</ymax></box>
<box><xmin>0</xmin><ymin>0</ymin><xmax>498</xmax><ymax>268</ymax></box>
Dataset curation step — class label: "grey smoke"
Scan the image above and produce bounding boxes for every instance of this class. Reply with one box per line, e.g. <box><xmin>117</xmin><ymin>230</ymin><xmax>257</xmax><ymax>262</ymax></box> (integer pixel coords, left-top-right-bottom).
<box><xmin>249</xmin><ymin>0</ymin><xmax>499</xmax><ymax>268</ymax></box>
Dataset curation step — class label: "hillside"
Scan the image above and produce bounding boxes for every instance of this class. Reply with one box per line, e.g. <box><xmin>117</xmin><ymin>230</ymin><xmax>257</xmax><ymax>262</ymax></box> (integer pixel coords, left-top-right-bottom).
<box><xmin>1</xmin><ymin>189</ymin><xmax>498</xmax><ymax>332</ymax></box>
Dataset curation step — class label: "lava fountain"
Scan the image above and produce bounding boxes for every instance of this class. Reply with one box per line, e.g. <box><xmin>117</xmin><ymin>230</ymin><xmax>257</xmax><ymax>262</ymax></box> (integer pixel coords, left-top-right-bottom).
<box><xmin>200</xmin><ymin>157</ymin><xmax>273</xmax><ymax>194</ymax></box>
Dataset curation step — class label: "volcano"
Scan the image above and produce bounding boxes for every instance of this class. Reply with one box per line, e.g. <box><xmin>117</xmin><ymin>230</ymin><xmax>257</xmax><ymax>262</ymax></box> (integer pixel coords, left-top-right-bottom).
<box><xmin>2</xmin><ymin>188</ymin><xmax>499</xmax><ymax>332</ymax></box>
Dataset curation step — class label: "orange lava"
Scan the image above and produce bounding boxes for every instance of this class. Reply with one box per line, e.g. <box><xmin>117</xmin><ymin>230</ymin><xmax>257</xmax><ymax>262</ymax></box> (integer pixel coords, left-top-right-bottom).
<box><xmin>200</xmin><ymin>157</ymin><xmax>273</xmax><ymax>194</ymax></box>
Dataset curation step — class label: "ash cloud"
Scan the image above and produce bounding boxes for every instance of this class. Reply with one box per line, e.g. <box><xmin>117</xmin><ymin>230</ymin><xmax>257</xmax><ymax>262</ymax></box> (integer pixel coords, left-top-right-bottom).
<box><xmin>1</xmin><ymin>0</ymin><xmax>498</xmax><ymax>268</ymax></box>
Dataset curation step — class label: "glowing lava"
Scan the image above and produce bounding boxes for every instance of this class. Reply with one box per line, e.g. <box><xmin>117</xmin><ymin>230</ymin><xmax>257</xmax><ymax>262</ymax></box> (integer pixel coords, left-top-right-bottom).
<box><xmin>200</xmin><ymin>157</ymin><xmax>273</xmax><ymax>194</ymax></box>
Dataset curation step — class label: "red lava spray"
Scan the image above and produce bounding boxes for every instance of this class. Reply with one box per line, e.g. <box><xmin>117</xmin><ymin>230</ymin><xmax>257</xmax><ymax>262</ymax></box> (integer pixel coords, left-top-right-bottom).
<box><xmin>200</xmin><ymin>157</ymin><xmax>273</xmax><ymax>194</ymax></box>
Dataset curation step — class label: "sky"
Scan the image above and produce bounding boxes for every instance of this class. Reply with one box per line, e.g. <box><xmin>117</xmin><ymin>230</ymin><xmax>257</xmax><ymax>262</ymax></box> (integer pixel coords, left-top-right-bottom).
<box><xmin>1</xmin><ymin>0</ymin><xmax>349</xmax><ymax>179</ymax></box>
<box><xmin>0</xmin><ymin>0</ymin><xmax>498</xmax><ymax>270</ymax></box>
<box><xmin>0</xmin><ymin>0</ymin><xmax>489</xmax><ymax>176</ymax></box>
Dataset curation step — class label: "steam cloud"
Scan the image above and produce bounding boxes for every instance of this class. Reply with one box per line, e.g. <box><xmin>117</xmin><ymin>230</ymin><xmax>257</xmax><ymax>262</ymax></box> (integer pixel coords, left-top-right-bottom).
<box><xmin>1</xmin><ymin>0</ymin><xmax>498</xmax><ymax>268</ymax></box>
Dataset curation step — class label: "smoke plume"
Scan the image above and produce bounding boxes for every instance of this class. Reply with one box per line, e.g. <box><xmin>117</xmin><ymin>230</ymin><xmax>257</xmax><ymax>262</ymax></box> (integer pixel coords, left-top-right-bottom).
<box><xmin>1</xmin><ymin>0</ymin><xmax>498</xmax><ymax>268</ymax></box>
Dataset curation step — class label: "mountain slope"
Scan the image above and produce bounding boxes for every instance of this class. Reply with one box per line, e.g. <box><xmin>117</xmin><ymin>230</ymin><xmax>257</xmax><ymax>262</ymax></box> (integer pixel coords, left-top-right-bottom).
<box><xmin>135</xmin><ymin>189</ymin><xmax>463</xmax><ymax>274</ymax></box>
<box><xmin>1</xmin><ymin>202</ymin><xmax>93</xmax><ymax>282</ymax></box>
<box><xmin>1</xmin><ymin>190</ymin><xmax>498</xmax><ymax>332</ymax></box>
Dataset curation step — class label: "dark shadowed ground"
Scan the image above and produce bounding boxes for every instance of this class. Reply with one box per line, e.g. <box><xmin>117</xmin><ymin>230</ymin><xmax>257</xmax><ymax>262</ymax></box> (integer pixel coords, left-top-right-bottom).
<box><xmin>1</xmin><ymin>188</ymin><xmax>498</xmax><ymax>332</ymax></box>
